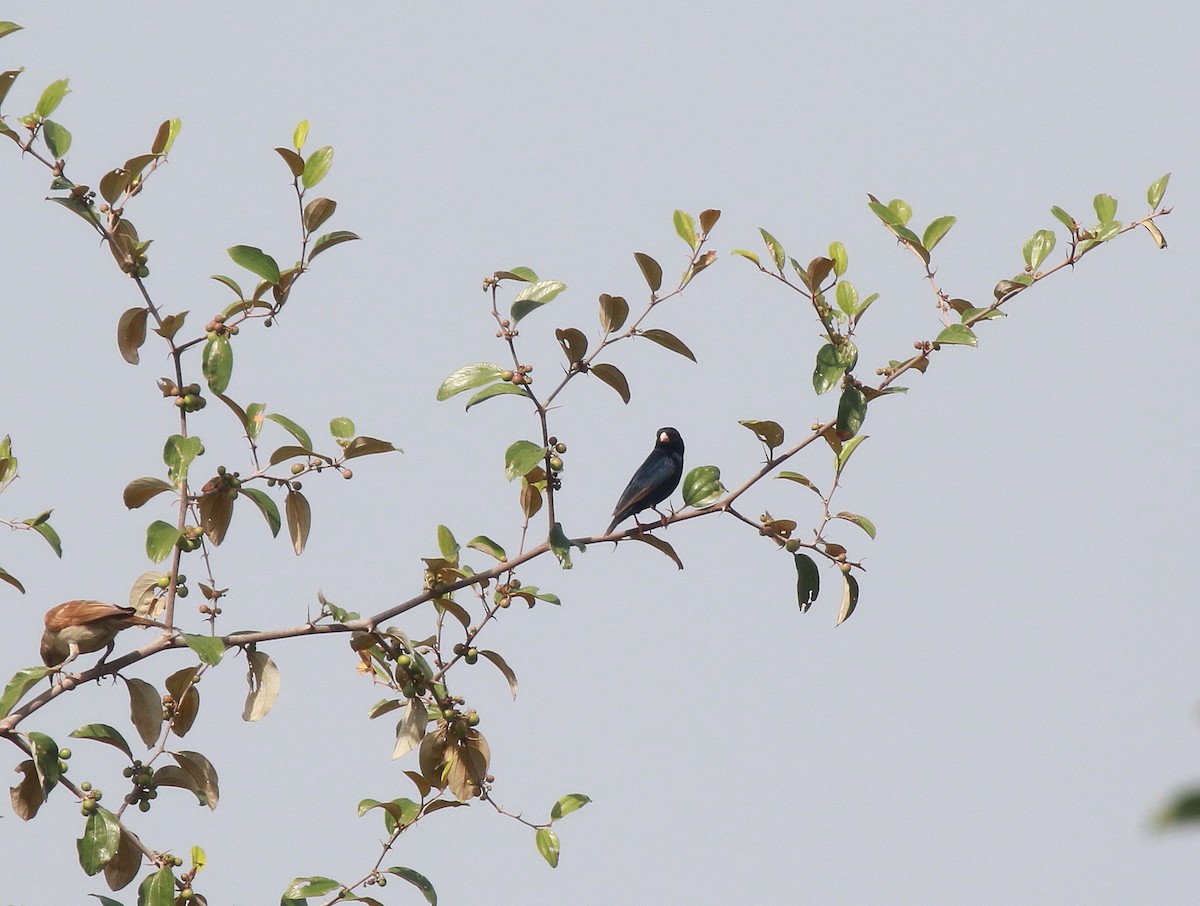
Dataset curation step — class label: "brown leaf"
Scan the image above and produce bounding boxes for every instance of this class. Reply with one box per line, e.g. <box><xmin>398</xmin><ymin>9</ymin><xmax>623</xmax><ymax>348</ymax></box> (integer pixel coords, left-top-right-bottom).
<box><xmin>103</xmin><ymin>826</ymin><xmax>143</xmax><ymax>891</ymax></box>
<box><xmin>117</xmin><ymin>307</ymin><xmax>148</xmax><ymax>365</ymax></box>
<box><xmin>123</xmin><ymin>676</ymin><xmax>164</xmax><ymax>748</ymax></box>
<box><xmin>640</xmin><ymin>328</ymin><xmax>696</xmax><ymax>362</ymax></box>
<box><xmin>286</xmin><ymin>489</ymin><xmax>311</xmax><ymax>555</ymax></box>
<box><xmin>633</xmin><ymin>252</ymin><xmax>663</xmax><ymax>292</ymax></box>
<box><xmin>590</xmin><ymin>363</ymin><xmax>630</xmax><ymax>404</ymax></box>
<box><xmin>9</xmin><ymin>759</ymin><xmax>44</xmax><ymax>820</ymax></box>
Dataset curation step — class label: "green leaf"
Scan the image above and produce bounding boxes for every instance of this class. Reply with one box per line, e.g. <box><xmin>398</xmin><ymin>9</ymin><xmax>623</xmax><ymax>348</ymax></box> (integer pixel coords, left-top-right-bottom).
<box><xmin>535</xmin><ymin>827</ymin><xmax>561</xmax><ymax>868</ymax></box>
<box><xmin>551</xmin><ymin>793</ymin><xmax>591</xmax><ymax>821</ymax></box>
<box><xmin>776</xmin><ymin>471</ymin><xmax>822</xmax><ymax>496</ymax></box>
<box><xmin>384</xmin><ymin>867</ymin><xmax>438</xmax><ymax>905</ymax></box>
<box><xmin>202</xmin><ymin>333</ymin><xmax>233</xmax><ymax>394</ymax></box>
<box><xmin>835</xmin><ymin>386</ymin><xmax>867</xmax><ymax>439</ymax></box>
<box><xmin>834</xmin><ymin>511</ymin><xmax>876</xmax><ymax>539</ymax></box>
<box><xmin>183</xmin><ymin>634</ymin><xmax>226</xmax><ymax>666</ymax></box>
<box><xmin>828</xmin><ymin>241</ymin><xmax>848</xmax><ymax>276</ymax></box>
<box><xmin>265</xmin><ymin>412</ymin><xmax>313</xmax><ymax>449</ymax></box>
<box><xmin>69</xmin><ymin>724</ymin><xmax>133</xmax><ymax>759</ymax></box>
<box><xmin>835</xmin><ymin>434</ymin><xmax>868</xmax><ymax>474</ymax></box>
<box><xmin>77</xmin><ymin>806</ymin><xmax>121</xmax><ymax>876</ymax></box>
<box><xmin>673</xmin><ymin>209</ymin><xmax>697</xmax><ymax>249</ymax></box>
<box><xmin>301</xmin><ymin>145</ymin><xmax>334</xmax><ymax>188</ymax></box>
<box><xmin>308</xmin><ymin>229</ymin><xmax>360</xmax><ymax>262</ymax></box>
<box><xmin>0</xmin><ymin>70</ymin><xmax>21</xmax><ymax>118</ymax></box>
<box><xmin>1146</xmin><ymin>172</ymin><xmax>1171</xmax><ymax>209</ymax></box>
<box><xmin>1023</xmin><ymin>229</ymin><xmax>1056</xmax><ymax>271</ymax></box>
<box><xmin>835</xmin><ymin>281</ymin><xmax>859</xmax><ymax>316</ymax></box>
<box><xmin>30</xmin><ymin>519</ymin><xmax>62</xmax><ymax>558</ymax></box>
<box><xmin>837</xmin><ymin>572</ymin><xmax>859</xmax><ymax>625</ymax></box>
<box><xmin>227</xmin><ymin>245</ymin><xmax>280</xmax><ymax>284</ymax></box>
<box><xmin>358</xmin><ymin>797</ymin><xmax>420</xmax><ymax>831</ymax></box>
<box><xmin>888</xmin><ymin>198</ymin><xmax>912</xmax><ymax>225</ymax></box>
<box><xmin>137</xmin><ymin>865</ymin><xmax>177</xmax><ymax>906</ymax></box>
<box><xmin>731</xmin><ymin>248</ymin><xmax>761</xmax><ymax>266</ymax></box>
<box><xmin>682</xmin><ymin>465</ymin><xmax>724</xmax><ymax>507</ymax></box>
<box><xmin>1155</xmin><ymin>788</ymin><xmax>1200</xmax><ymax>829</ymax></box>
<box><xmin>437</xmin><ymin>525</ymin><xmax>459</xmax><ymax>562</ymax></box>
<box><xmin>436</xmin><ymin>362</ymin><xmax>503</xmax><ymax>401</ymax></box>
<box><xmin>511</xmin><ymin>280</ymin><xmax>567</xmax><ymax>323</ymax></box>
<box><xmin>0</xmin><ymin>566</ymin><xmax>25</xmax><ymax>593</ymax></box>
<box><xmin>549</xmin><ymin>522</ymin><xmax>578</xmax><ymax>569</ymax></box>
<box><xmin>466</xmin><ymin>536</ymin><xmax>506</xmax><ymax>560</ymax></box>
<box><xmin>244</xmin><ymin>402</ymin><xmax>266</xmax><ymax>438</ymax></box>
<box><xmin>868</xmin><ymin>199</ymin><xmax>901</xmax><ymax>227</ymax></box>
<box><xmin>145</xmin><ymin>520</ymin><xmax>182</xmax><ymax>562</ymax></box>
<box><xmin>0</xmin><ymin>22</ymin><xmax>23</xmax><ymax>40</ymax></box>
<box><xmin>1093</xmin><ymin>193</ymin><xmax>1117</xmax><ymax>224</ymax></box>
<box><xmin>1050</xmin><ymin>205</ymin><xmax>1075</xmax><ymax>231</ymax></box>
<box><xmin>795</xmin><ymin>553</ymin><xmax>819</xmax><ymax>613</ymax></box>
<box><xmin>641</xmin><ymin>328</ymin><xmax>696</xmax><ymax>362</ymax></box>
<box><xmin>812</xmin><ymin>341</ymin><xmax>857</xmax><ymax>396</ymax></box>
<box><xmin>922</xmin><ymin>215</ymin><xmax>956</xmax><ymax>251</ymax></box>
<box><xmin>240</xmin><ymin>487</ymin><xmax>281</xmax><ymax>537</ymax></box>
<box><xmin>292</xmin><ymin>119</ymin><xmax>309</xmax><ymax>152</ymax></box>
<box><xmin>284</xmin><ymin>877</ymin><xmax>342</xmax><ymax>898</ymax></box>
<box><xmin>210</xmin><ymin>273</ymin><xmax>244</xmax><ymax>298</ymax></box>
<box><xmin>590</xmin><ymin>363</ymin><xmax>630</xmax><ymax>404</ymax></box>
<box><xmin>497</xmin><ymin>265</ymin><xmax>538</xmax><ymax>282</ymax></box>
<box><xmin>465</xmin><ymin>382</ymin><xmax>528</xmax><ymax>411</ymax></box>
<box><xmin>0</xmin><ymin>666</ymin><xmax>49</xmax><ymax>718</ymax></box>
<box><xmin>757</xmin><ymin>228</ymin><xmax>786</xmax><ymax>270</ymax></box>
<box><xmin>738</xmin><ymin>419</ymin><xmax>784</xmax><ymax>451</ymax></box>
<box><xmin>504</xmin><ymin>441</ymin><xmax>545</xmax><ymax>481</ymax></box>
<box><xmin>35</xmin><ymin>78</ymin><xmax>69</xmax><ymax>118</ymax></box>
<box><xmin>935</xmin><ymin>324</ymin><xmax>978</xmax><ymax>347</ymax></box>
<box><xmin>28</xmin><ymin>731</ymin><xmax>61</xmax><ymax>792</ymax></box>
<box><xmin>41</xmin><ymin>119</ymin><xmax>70</xmax><ymax>158</ymax></box>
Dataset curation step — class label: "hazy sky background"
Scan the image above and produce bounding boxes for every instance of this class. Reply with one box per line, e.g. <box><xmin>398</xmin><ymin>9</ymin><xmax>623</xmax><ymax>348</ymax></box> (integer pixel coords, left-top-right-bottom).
<box><xmin>2</xmin><ymin>2</ymin><xmax>1198</xmax><ymax>903</ymax></box>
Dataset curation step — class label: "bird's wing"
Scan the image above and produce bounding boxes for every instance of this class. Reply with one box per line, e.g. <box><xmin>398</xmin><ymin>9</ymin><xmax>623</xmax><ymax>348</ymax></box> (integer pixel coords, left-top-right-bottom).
<box><xmin>611</xmin><ymin>454</ymin><xmax>678</xmax><ymax>516</ymax></box>
<box><xmin>44</xmin><ymin>600</ymin><xmax>131</xmax><ymax>631</ymax></box>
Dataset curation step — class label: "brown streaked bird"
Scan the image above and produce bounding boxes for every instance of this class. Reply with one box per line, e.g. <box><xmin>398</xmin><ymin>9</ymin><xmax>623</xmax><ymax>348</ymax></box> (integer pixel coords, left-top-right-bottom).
<box><xmin>40</xmin><ymin>600</ymin><xmax>167</xmax><ymax>671</ymax></box>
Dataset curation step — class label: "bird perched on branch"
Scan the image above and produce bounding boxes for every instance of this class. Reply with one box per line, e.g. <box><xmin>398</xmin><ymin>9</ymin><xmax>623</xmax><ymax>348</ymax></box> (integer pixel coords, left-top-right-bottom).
<box><xmin>607</xmin><ymin>427</ymin><xmax>685</xmax><ymax>534</ymax></box>
<box><xmin>40</xmin><ymin>600</ymin><xmax>167</xmax><ymax>671</ymax></box>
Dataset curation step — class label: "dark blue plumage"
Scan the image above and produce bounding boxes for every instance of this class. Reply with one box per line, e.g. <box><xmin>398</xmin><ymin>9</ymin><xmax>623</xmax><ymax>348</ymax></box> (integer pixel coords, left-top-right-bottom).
<box><xmin>606</xmin><ymin>427</ymin><xmax>685</xmax><ymax>534</ymax></box>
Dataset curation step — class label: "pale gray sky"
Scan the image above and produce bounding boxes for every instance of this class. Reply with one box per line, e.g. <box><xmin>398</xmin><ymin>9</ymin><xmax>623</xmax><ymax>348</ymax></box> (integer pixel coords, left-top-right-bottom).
<box><xmin>2</xmin><ymin>2</ymin><xmax>1198</xmax><ymax>903</ymax></box>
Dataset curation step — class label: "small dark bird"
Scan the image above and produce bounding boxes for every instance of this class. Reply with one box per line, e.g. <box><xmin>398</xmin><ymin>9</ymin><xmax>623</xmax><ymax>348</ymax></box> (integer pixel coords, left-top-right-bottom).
<box><xmin>606</xmin><ymin>427</ymin><xmax>685</xmax><ymax>534</ymax></box>
<box><xmin>40</xmin><ymin>600</ymin><xmax>167</xmax><ymax>671</ymax></box>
